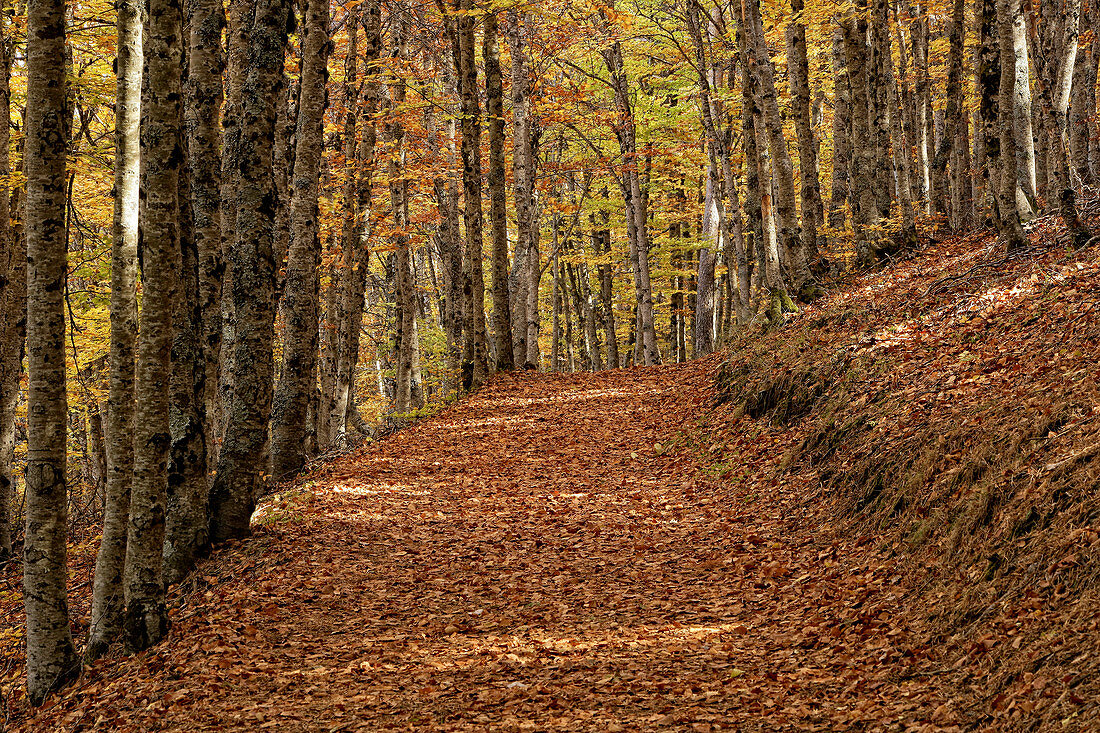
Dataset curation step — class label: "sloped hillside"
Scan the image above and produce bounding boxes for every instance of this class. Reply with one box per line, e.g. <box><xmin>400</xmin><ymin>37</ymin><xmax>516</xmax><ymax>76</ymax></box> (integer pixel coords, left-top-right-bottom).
<box><xmin>707</xmin><ymin>201</ymin><xmax>1100</xmax><ymax>730</ymax></box>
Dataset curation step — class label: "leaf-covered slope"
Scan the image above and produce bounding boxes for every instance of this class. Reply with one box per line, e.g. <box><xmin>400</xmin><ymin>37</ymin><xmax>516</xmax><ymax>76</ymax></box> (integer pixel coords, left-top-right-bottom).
<box><xmin>712</xmin><ymin>202</ymin><xmax>1100</xmax><ymax>730</ymax></box>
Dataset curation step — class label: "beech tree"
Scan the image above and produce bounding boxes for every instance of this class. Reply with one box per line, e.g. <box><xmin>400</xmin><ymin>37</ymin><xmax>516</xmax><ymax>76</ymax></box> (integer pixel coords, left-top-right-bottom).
<box><xmin>87</xmin><ymin>0</ymin><xmax>143</xmax><ymax>662</ymax></box>
<box><xmin>271</xmin><ymin>0</ymin><xmax>330</xmax><ymax>477</ymax></box>
<box><xmin>0</xmin><ymin>1</ymin><xmax>21</xmax><ymax>560</ymax></box>
<box><xmin>23</xmin><ymin>0</ymin><xmax>80</xmax><ymax>701</ymax></box>
<box><xmin>208</xmin><ymin>0</ymin><xmax>292</xmax><ymax>542</ymax></box>
<box><xmin>123</xmin><ymin>0</ymin><xmax>183</xmax><ymax>650</ymax></box>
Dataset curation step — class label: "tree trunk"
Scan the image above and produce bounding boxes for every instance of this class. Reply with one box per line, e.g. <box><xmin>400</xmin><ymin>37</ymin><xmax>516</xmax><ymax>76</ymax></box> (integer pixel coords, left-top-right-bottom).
<box><xmin>389</xmin><ymin>22</ymin><xmax>419</xmax><ymax>413</ymax></box>
<box><xmin>506</xmin><ymin>10</ymin><xmax>540</xmax><ymax>370</ymax></box>
<box><xmin>787</xmin><ymin>0</ymin><xmax>826</xmax><ymax>257</ymax></box>
<box><xmin>599</xmin><ymin>27</ymin><xmax>659</xmax><ymax>365</ymax></box>
<box><xmin>208</xmin><ymin>0</ymin><xmax>291</xmax><ymax>543</ymax></box>
<box><xmin>828</xmin><ymin>26</ymin><xmax>851</xmax><ymax>230</ymax></box>
<box><xmin>88</xmin><ymin>0</ymin><xmax>142</xmax><ymax>660</ymax></box>
<box><xmin>453</xmin><ymin>0</ymin><xmax>489</xmax><ymax>388</ymax></box>
<box><xmin>1011</xmin><ymin>0</ymin><xmax>1038</xmax><ymax>208</ymax></box>
<box><xmin>186</xmin><ymin>0</ymin><xmax>224</xmax><ymax>471</ymax></box>
<box><xmin>1032</xmin><ymin>0</ymin><xmax>1090</xmax><ymax>244</ymax></box>
<box><xmin>1068</xmin><ymin>21</ymin><xmax>1098</xmax><ymax>184</ymax></box>
<box><xmin>164</xmin><ymin>79</ymin><xmax>208</xmax><ymax>588</ymax></box>
<box><xmin>430</xmin><ymin>58</ymin><xmax>463</xmax><ymax>392</ymax></box>
<box><xmin>483</xmin><ymin>11</ymin><xmax>512</xmax><ymax>372</ymax></box>
<box><xmin>843</xmin><ymin>2</ymin><xmax>888</xmax><ymax>264</ymax></box>
<box><xmin>124</xmin><ymin>0</ymin><xmax>183</xmax><ymax>651</ymax></box>
<box><xmin>0</xmin><ymin>3</ymin><xmax>22</xmax><ymax>560</ymax></box>
<box><xmin>931</xmin><ymin>0</ymin><xmax>967</xmax><ymax>222</ymax></box>
<box><xmin>744</xmin><ymin>0</ymin><xmax>816</xmax><ymax>297</ymax></box>
<box><xmin>216</xmin><ymin>0</ymin><xmax>255</xmax><ymax>451</ymax></box>
<box><xmin>912</xmin><ymin>7</ymin><xmax>933</xmax><ymax>211</ymax></box>
<box><xmin>270</xmin><ymin>0</ymin><xmax>328</xmax><ymax>478</ymax></box>
<box><xmin>593</xmin><ymin>213</ymin><xmax>618</xmax><ymax>368</ymax></box>
<box><xmin>980</xmin><ymin>0</ymin><xmax>1029</xmax><ymax>249</ymax></box>
<box><xmin>740</xmin><ymin>12</ymin><xmax>769</xmax><ymax>310</ymax></box>
<box><xmin>696</xmin><ymin>167</ymin><xmax>718</xmax><ymax>356</ymax></box>
<box><xmin>23</xmin><ymin>0</ymin><xmax>80</xmax><ymax>699</ymax></box>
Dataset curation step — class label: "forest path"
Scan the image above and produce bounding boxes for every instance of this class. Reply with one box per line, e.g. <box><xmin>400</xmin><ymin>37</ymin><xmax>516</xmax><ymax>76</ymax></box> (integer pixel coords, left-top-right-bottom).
<box><xmin>25</xmin><ymin>361</ymin><xmax>953</xmax><ymax>731</ymax></box>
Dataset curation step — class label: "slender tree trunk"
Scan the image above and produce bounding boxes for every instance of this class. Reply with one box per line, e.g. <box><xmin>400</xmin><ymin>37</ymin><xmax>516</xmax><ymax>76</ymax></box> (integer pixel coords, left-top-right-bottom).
<box><xmin>593</xmin><ymin>214</ymin><xmax>619</xmax><ymax>368</ymax></box>
<box><xmin>912</xmin><ymin>7</ymin><xmax>933</xmax><ymax>211</ymax></box>
<box><xmin>506</xmin><ymin>10</ymin><xmax>540</xmax><ymax>370</ymax></box>
<box><xmin>216</xmin><ymin>0</ymin><xmax>255</xmax><ymax>451</ymax></box>
<box><xmin>931</xmin><ymin>0</ymin><xmax>966</xmax><ymax>221</ymax></box>
<box><xmin>0</xmin><ymin>3</ymin><xmax>22</xmax><ymax>560</ymax></box>
<box><xmin>328</xmin><ymin>0</ymin><xmax>379</xmax><ymax>442</ymax></box>
<box><xmin>453</xmin><ymin>0</ymin><xmax>489</xmax><ymax>388</ymax></box>
<box><xmin>740</xmin><ymin>13</ymin><xmax>770</xmax><ymax>311</ymax></box>
<box><xmin>389</xmin><ymin>21</ymin><xmax>419</xmax><ymax>412</ymax></box>
<box><xmin>124</xmin><ymin>0</ymin><xmax>183</xmax><ymax>650</ymax></box>
<box><xmin>270</xmin><ymin>0</ymin><xmax>328</xmax><ymax>477</ymax></box>
<box><xmin>1068</xmin><ymin>23</ymin><xmax>1098</xmax><ymax>184</ymax></box>
<box><xmin>208</xmin><ymin>0</ymin><xmax>291</xmax><ymax>543</ymax></box>
<box><xmin>1011</xmin><ymin>0</ymin><xmax>1038</xmax><ymax>208</ymax></box>
<box><xmin>696</xmin><ymin>166</ymin><xmax>718</xmax><ymax>355</ymax></box>
<box><xmin>1032</xmin><ymin>0</ymin><xmax>1090</xmax><ymax>244</ymax></box>
<box><xmin>482</xmin><ymin>11</ymin><xmax>512</xmax><ymax>372</ymax></box>
<box><xmin>164</xmin><ymin>118</ymin><xmax>207</xmax><ymax>587</ymax></box>
<box><xmin>829</xmin><ymin>27</ymin><xmax>851</xmax><ymax>230</ymax></box>
<box><xmin>550</xmin><ymin>250</ymin><xmax>561</xmax><ymax>371</ymax></box>
<box><xmin>87</xmin><ymin>0</ymin><xmax>142</xmax><ymax>662</ymax></box>
<box><xmin>23</xmin><ymin>0</ymin><xmax>80</xmax><ymax>699</ymax></box>
<box><xmin>787</xmin><ymin>0</ymin><xmax>826</xmax><ymax>257</ymax></box>
<box><xmin>186</xmin><ymin>0</ymin><xmax>224</xmax><ymax>470</ymax></box>
<box><xmin>599</xmin><ymin>28</ymin><xmax>659</xmax><ymax>364</ymax></box>
<box><xmin>430</xmin><ymin>59</ymin><xmax>464</xmax><ymax>391</ymax></box>
<box><xmin>981</xmin><ymin>0</ymin><xmax>1029</xmax><ymax>249</ymax></box>
<box><xmin>843</xmin><ymin>1</ymin><xmax>889</xmax><ymax>264</ymax></box>
<box><xmin>744</xmin><ymin>0</ymin><xmax>816</xmax><ymax>297</ymax></box>
<box><xmin>1088</xmin><ymin>4</ymin><xmax>1100</xmax><ymax>180</ymax></box>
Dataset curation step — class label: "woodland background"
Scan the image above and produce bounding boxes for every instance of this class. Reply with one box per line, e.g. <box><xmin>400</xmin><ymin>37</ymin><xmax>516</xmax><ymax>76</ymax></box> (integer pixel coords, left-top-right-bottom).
<box><xmin>0</xmin><ymin>0</ymin><xmax>1098</xmax><ymax>712</ymax></box>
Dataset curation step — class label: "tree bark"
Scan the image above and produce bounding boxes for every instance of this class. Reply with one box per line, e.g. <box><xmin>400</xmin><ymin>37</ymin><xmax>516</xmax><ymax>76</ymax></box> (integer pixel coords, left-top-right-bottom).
<box><xmin>271</xmin><ymin>0</ymin><xmax>329</xmax><ymax>477</ymax></box>
<box><xmin>185</xmin><ymin>0</ymin><xmax>224</xmax><ymax>470</ymax></box>
<box><xmin>506</xmin><ymin>10</ymin><xmax>540</xmax><ymax>370</ymax></box>
<box><xmin>739</xmin><ymin>12</ymin><xmax>769</xmax><ymax>309</ymax></box>
<box><xmin>87</xmin><ymin>0</ymin><xmax>142</xmax><ymax>661</ymax></box>
<box><xmin>1031</xmin><ymin>0</ymin><xmax>1090</xmax><ymax>244</ymax></box>
<box><xmin>124</xmin><ymin>0</ymin><xmax>183</xmax><ymax>651</ymax></box>
<box><xmin>828</xmin><ymin>26</ymin><xmax>851</xmax><ymax>231</ymax></box>
<box><xmin>388</xmin><ymin>21</ymin><xmax>420</xmax><ymax>412</ymax></box>
<box><xmin>208</xmin><ymin>0</ymin><xmax>291</xmax><ymax>543</ymax></box>
<box><xmin>0</xmin><ymin>2</ymin><xmax>22</xmax><ymax>560</ymax></box>
<box><xmin>980</xmin><ymin>0</ymin><xmax>1029</xmax><ymax>249</ymax></box>
<box><xmin>787</xmin><ymin>0</ymin><xmax>826</xmax><ymax>257</ymax></box>
<box><xmin>744</xmin><ymin>0</ymin><xmax>816</xmax><ymax>297</ymax></box>
<box><xmin>23</xmin><ymin>0</ymin><xmax>80</xmax><ymax>699</ymax></box>
<box><xmin>216</xmin><ymin>0</ymin><xmax>255</xmax><ymax>451</ymax></box>
<box><xmin>454</xmin><ymin>0</ymin><xmax>489</xmax><ymax>388</ymax></box>
<box><xmin>164</xmin><ymin>122</ymin><xmax>208</xmax><ymax>587</ymax></box>
<box><xmin>430</xmin><ymin>58</ymin><xmax>463</xmax><ymax>391</ymax></box>
<box><xmin>930</xmin><ymin>0</ymin><xmax>967</xmax><ymax>221</ymax></box>
<box><xmin>912</xmin><ymin>6</ymin><xmax>933</xmax><ymax>212</ymax></box>
<box><xmin>842</xmin><ymin>1</ymin><xmax>890</xmax><ymax>264</ymax></box>
<box><xmin>598</xmin><ymin>23</ymin><xmax>659</xmax><ymax>365</ymax></box>
<box><xmin>1068</xmin><ymin>19</ymin><xmax>1098</xmax><ymax>184</ymax></box>
<box><xmin>483</xmin><ymin>11</ymin><xmax>513</xmax><ymax>372</ymax></box>
<box><xmin>1011</xmin><ymin>0</ymin><xmax>1038</xmax><ymax>208</ymax></box>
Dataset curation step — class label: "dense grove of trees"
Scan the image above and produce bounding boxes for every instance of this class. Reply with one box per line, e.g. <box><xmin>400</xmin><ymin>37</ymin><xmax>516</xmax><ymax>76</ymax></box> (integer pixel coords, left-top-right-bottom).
<box><xmin>0</xmin><ymin>0</ymin><xmax>1096</xmax><ymax>704</ymax></box>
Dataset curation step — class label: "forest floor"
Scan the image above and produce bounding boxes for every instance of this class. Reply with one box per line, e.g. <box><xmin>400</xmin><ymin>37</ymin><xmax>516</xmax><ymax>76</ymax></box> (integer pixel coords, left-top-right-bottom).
<box><xmin>8</xmin><ymin>362</ymin><xmax>972</xmax><ymax>732</ymax></box>
<box><xmin>5</xmin><ymin>207</ymin><xmax>1100</xmax><ymax>731</ymax></box>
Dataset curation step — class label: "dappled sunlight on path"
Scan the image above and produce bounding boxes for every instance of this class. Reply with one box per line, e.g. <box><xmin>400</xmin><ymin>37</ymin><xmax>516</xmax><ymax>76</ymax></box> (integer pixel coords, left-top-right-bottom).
<box><xmin>18</xmin><ymin>361</ymin><xmax>958</xmax><ymax>732</ymax></box>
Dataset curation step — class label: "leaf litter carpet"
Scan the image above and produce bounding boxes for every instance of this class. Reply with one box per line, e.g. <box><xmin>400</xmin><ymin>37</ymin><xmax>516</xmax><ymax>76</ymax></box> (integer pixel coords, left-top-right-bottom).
<box><xmin>20</xmin><ymin>362</ymin><xmax>963</xmax><ymax>732</ymax></box>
